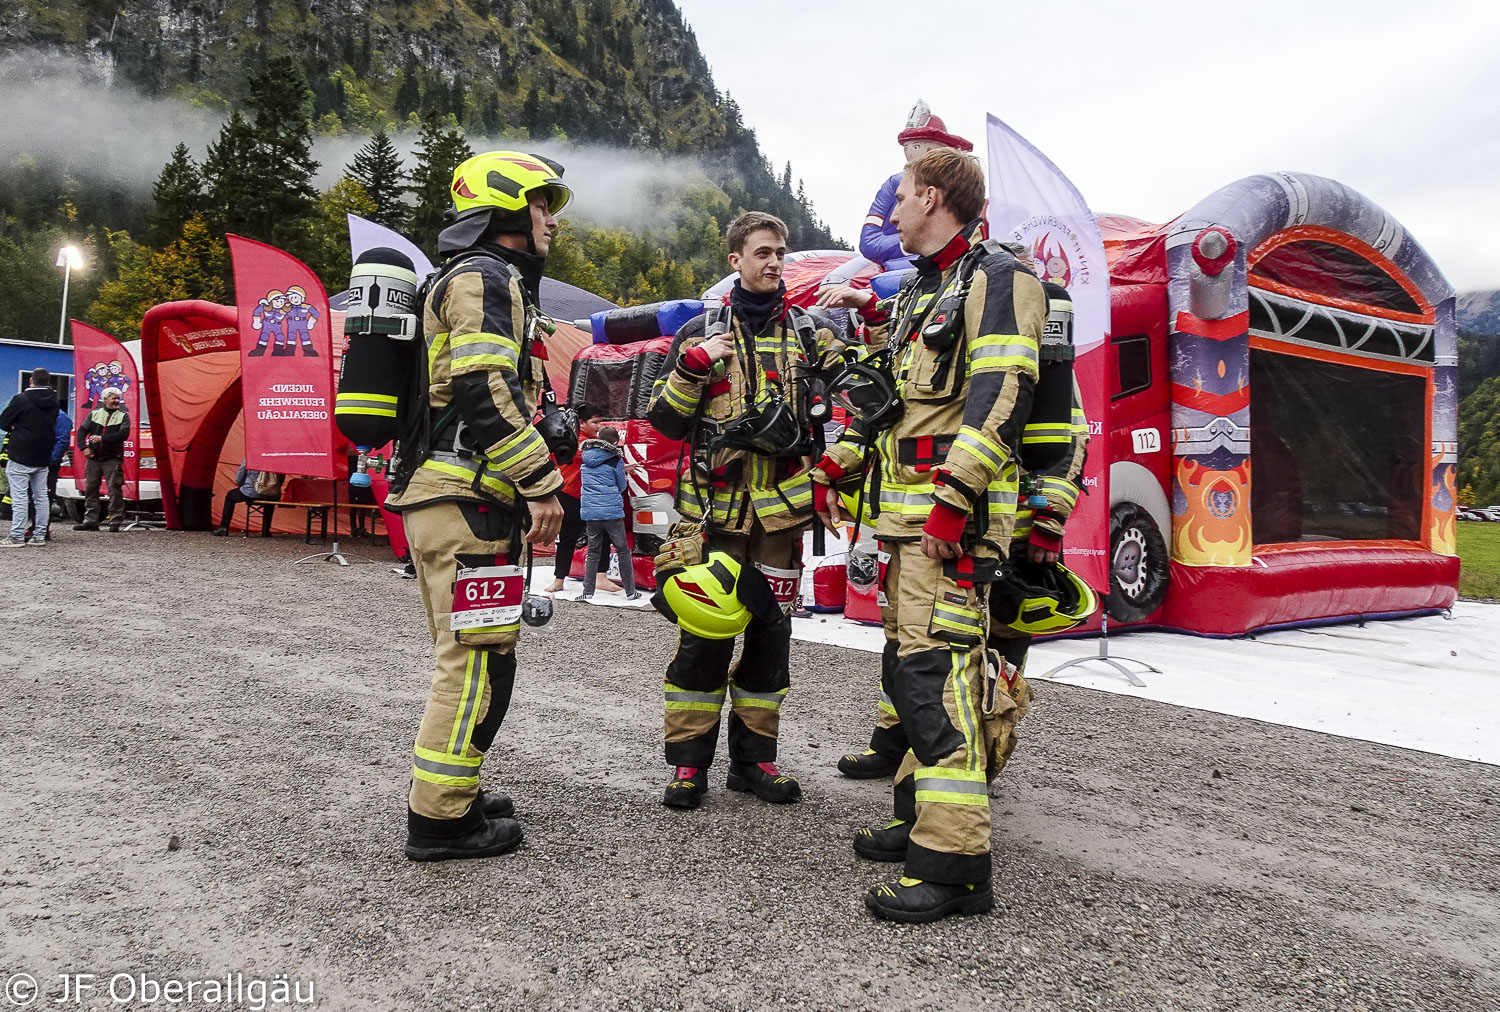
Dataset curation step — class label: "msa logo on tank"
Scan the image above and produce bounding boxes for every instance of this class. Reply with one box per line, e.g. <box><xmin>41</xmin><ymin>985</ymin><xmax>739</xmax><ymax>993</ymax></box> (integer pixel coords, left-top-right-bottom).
<box><xmin>347</xmin><ymin>270</ymin><xmax>418</xmax><ymax>316</ymax></box>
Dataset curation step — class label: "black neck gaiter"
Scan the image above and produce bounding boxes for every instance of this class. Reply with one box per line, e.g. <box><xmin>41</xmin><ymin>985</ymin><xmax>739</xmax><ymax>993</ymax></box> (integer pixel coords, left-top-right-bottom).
<box><xmin>478</xmin><ymin>240</ymin><xmax>546</xmax><ymax>307</ymax></box>
<box><xmin>730</xmin><ymin>280</ymin><xmax>788</xmax><ymax>337</ymax></box>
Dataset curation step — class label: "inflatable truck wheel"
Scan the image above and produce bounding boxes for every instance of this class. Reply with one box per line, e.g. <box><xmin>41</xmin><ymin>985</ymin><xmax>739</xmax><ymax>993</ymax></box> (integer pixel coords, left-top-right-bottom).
<box><xmin>65</xmin><ymin>498</ymin><xmax>84</xmax><ymax>523</ymax></box>
<box><xmin>1108</xmin><ymin>501</ymin><xmax>1168</xmax><ymax>623</ymax></box>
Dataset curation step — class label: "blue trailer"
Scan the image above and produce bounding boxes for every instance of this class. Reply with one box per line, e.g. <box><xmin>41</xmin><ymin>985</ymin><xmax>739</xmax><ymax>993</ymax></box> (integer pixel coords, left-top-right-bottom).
<box><xmin>0</xmin><ymin>338</ymin><xmax>74</xmax><ymax>405</ymax></box>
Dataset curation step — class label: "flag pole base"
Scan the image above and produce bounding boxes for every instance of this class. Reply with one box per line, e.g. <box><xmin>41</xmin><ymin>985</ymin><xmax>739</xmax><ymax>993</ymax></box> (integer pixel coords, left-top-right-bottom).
<box><xmin>1039</xmin><ymin>611</ymin><xmax>1157</xmax><ymax>688</ymax></box>
<box><xmin>293</xmin><ymin>539</ymin><xmax>371</xmax><ymax>566</ymax></box>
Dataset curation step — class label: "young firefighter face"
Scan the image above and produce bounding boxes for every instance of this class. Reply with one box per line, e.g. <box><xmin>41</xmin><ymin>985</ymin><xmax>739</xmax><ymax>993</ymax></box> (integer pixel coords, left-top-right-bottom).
<box><xmin>728</xmin><ymin>228</ymin><xmax>787</xmax><ymax>295</ymax></box>
<box><xmin>527</xmin><ymin>191</ymin><xmax>559</xmax><ymax>256</ymax></box>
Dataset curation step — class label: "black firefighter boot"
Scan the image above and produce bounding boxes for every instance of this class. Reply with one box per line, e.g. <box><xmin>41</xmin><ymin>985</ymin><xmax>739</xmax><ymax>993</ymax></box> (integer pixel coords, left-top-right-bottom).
<box><xmin>663</xmin><ymin>766</ymin><xmax>708</xmax><ymax>809</ymax></box>
<box><xmin>852</xmin><ymin>819</ymin><xmax>910</xmax><ymax>862</ymax></box>
<box><xmin>836</xmin><ymin>749</ymin><xmax>902</xmax><ymax>779</ymax></box>
<box><xmin>476</xmin><ymin>790</ymin><xmax>514</xmax><ymax>820</ymax></box>
<box><xmin>864</xmin><ymin>876</ymin><xmax>995</xmax><ymax>924</ymax></box>
<box><xmin>404</xmin><ymin>807</ymin><xmax>522</xmax><ymax>862</ymax></box>
<box><xmin>726</xmin><ymin>761</ymin><xmax>802</xmax><ymax>803</ymax></box>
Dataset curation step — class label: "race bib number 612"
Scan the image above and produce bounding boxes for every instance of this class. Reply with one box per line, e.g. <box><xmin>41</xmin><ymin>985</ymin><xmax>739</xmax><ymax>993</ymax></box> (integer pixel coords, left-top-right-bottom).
<box><xmin>450</xmin><ymin>565</ymin><xmax>523</xmax><ymax>631</ymax></box>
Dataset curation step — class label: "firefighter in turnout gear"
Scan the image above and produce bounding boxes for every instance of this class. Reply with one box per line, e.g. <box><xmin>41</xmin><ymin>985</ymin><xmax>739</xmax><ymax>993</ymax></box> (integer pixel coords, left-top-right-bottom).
<box><xmin>385</xmin><ymin>151</ymin><xmax>571</xmax><ymax>862</ymax></box>
<box><xmin>646</xmin><ymin>211</ymin><xmax>841</xmax><ymax>811</ymax></box>
<box><xmin>834</xmin><ymin>247</ymin><xmax>1089</xmax><ymax>781</ymax></box>
<box><xmin>815</xmin><ymin>148</ymin><xmax>1048</xmax><ymax>922</ymax></box>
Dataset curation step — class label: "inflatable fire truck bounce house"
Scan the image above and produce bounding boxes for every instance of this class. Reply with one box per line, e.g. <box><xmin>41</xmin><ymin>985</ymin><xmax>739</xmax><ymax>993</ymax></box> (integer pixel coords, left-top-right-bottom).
<box><xmin>580</xmin><ymin>172</ymin><xmax>1458</xmax><ymax>636</ymax></box>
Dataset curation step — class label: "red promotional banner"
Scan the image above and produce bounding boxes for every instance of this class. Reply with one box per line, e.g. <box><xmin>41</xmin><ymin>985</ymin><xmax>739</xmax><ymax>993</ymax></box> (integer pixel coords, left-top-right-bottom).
<box><xmin>70</xmin><ymin>321</ymin><xmax>142</xmax><ymax>500</ymax></box>
<box><xmin>227</xmin><ymin>235</ymin><xmax>340</xmax><ymax>480</ymax></box>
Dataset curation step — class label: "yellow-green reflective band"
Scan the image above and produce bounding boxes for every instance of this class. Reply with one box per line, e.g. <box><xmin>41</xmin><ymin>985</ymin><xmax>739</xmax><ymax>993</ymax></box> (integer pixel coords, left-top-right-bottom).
<box><xmin>914</xmin><ymin>789</ymin><xmax>990</xmax><ymax>807</ymax></box>
<box><xmin>451</xmin><ymin>331</ymin><xmax>521</xmax><ymax>362</ymax></box>
<box><xmin>876</xmin><ymin>481</ymin><xmax>936</xmax><ymax>515</ymax></box>
<box><xmin>970</xmin><ymin>354</ymin><xmax>1039</xmax><ymax>373</ymax></box>
<box><xmin>413</xmin><ymin>744</ymin><xmax>482</xmax><ymax>786</ymax></box>
<box><xmin>953</xmin><ymin>427</ymin><xmax>1007</xmax><ymax>469</ymax></box>
<box><xmin>426</xmin><ymin>331</ymin><xmax>450</xmax><ymax>372</ymax></box>
<box><xmin>970</xmin><ymin>334</ymin><xmax>1040</xmax><ymax>355</ymax></box>
<box><xmin>451</xmin><ymin>354</ymin><xmax>517</xmax><ymax>372</ymax></box>
<box><xmin>932</xmin><ymin>608</ymin><xmax>983</xmax><ymax>639</ymax></box>
<box><xmin>491</xmin><ymin>428</ymin><xmax>545</xmax><ymax>470</ymax></box>
<box><xmin>949</xmin><ymin>651</ymin><xmax>981</xmax><ymax>771</ymax></box>
<box><xmin>420</xmin><ymin>459</ymin><xmax>512</xmax><ymax>496</ymax></box>
<box><xmin>665</xmin><ymin>683</ymin><xmax>725</xmax><ymax>711</ymax></box>
<box><xmin>730</xmin><ymin>686</ymin><xmax>788</xmax><ymax>709</ymax></box>
<box><xmin>662</xmin><ymin>380</ymin><xmax>699</xmax><ymax>414</ymax></box>
<box><xmin>411</xmin><ymin>764</ymin><xmax>481</xmax><ymax>788</ymax></box>
<box><xmin>336</xmin><ymin>393</ymin><xmax>398</xmax><ymax>417</ymax></box>
<box><xmin>448</xmin><ymin>651</ymin><xmax>484</xmax><ymax>754</ymax></box>
<box><xmin>914</xmin><ymin>762</ymin><xmax>990</xmax><ymax>805</ymax></box>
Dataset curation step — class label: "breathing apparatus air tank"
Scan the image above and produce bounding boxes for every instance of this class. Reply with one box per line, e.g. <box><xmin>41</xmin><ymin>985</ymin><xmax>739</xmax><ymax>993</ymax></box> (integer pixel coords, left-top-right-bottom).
<box><xmin>1018</xmin><ymin>280</ymin><xmax>1077</xmax><ymax>475</ymax></box>
<box><xmin>336</xmin><ymin>247</ymin><xmax>423</xmax><ymax>448</ymax></box>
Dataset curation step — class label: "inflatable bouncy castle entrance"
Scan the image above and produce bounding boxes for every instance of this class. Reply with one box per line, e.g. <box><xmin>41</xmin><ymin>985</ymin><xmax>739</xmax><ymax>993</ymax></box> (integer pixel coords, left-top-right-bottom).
<box><xmin>1101</xmin><ymin>173</ymin><xmax>1458</xmax><ymax>635</ymax></box>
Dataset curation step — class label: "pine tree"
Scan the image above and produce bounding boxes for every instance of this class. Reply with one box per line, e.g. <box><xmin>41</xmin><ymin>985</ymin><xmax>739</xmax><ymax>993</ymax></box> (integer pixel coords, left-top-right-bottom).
<box><xmin>148</xmin><ymin>143</ymin><xmax>204</xmax><ymax>248</ymax></box>
<box><xmin>407</xmin><ymin>108</ymin><xmax>474</xmax><ymax>248</ymax></box>
<box><xmin>202</xmin><ymin>111</ymin><xmax>262</xmax><ymax>239</ymax></box>
<box><xmin>347</xmin><ymin>129</ymin><xmax>408</xmax><ymax>230</ymax></box>
<box><xmin>304</xmin><ymin>177</ymin><xmax>378</xmax><ymax>287</ymax></box>
<box><xmin>394</xmin><ymin>59</ymin><xmax>422</xmax><ymax>117</ymax></box>
<box><xmin>245</xmin><ymin>51</ymin><xmax>320</xmax><ymax>251</ymax></box>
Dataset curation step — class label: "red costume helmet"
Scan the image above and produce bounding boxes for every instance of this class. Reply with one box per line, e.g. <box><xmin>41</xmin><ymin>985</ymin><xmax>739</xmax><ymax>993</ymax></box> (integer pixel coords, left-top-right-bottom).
<box><xmin>896</xmin><ymin>100</ymin><xmax>973</xmax><ymax>152</ymax></box>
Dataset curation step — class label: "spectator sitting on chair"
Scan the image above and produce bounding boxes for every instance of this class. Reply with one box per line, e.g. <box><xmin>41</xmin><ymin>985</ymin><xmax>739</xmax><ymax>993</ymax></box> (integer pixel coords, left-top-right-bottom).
<box><xmin>579</xmin><ymin>425</ymin><xmax>640</xmax><ymax>601</ymax></box>
<box><xmin>211</xmin><ymin>462</ymin><xmax>283</xmax><ymax>536</ymax></box>
<box><xmin>72</xmin><ymin>386</ymin><xmax>130</xmax><ymax>533</ymax></box>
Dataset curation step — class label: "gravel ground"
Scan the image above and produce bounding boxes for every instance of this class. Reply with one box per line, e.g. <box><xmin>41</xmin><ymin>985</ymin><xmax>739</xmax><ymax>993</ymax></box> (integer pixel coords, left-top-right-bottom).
<box><xmin>2</xmin><ymin>529</ymin><xmax>1498</xmax><ymax>1011</ymax></box>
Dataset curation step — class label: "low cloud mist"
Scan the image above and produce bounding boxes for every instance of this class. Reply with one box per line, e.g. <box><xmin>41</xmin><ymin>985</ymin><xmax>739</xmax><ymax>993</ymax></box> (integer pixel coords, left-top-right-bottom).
<box><xmin>2</xmin><ymin>51</ymin><xmax>713</xmax><ymax>235</ymax></box>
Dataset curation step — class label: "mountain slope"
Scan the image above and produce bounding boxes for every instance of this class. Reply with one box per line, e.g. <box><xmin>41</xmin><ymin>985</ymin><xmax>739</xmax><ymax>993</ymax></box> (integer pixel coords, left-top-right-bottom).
<box><xmin>0</xmin><ymin>0</ymin><xmax>835</xmax><ymax>248</ymax></box>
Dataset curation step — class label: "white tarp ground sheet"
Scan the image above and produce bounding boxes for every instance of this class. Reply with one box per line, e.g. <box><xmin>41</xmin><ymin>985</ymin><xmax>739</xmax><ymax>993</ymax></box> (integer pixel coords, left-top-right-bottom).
<box><xmin>791</xmin><ymin>601</ymin><xmax>1500</xmax><ymax>767</ymax></box>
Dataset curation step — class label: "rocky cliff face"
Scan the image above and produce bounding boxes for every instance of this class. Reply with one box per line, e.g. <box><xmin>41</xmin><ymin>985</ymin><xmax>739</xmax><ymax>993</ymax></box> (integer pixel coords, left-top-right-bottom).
<box><xmin>1458</xmin><ymin>290</ymin><xmax>1500</xmax><ymax>336</ymax></box>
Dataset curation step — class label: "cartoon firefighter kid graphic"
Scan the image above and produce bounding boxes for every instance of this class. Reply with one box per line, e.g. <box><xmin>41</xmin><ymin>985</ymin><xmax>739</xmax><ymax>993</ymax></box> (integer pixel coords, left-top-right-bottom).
<box><xmin>249</xmin><ymin>286</ymin><xmax>320</xmax><ymax>358</ymax></box>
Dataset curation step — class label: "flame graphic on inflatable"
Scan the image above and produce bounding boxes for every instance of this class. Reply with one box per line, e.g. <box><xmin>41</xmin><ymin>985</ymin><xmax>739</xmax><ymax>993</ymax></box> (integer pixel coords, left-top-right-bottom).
<box><xmin>1172</xmin><ymin>458</ymin><xmax>1252</xmax><ymax>566</ymax></box>
<box><xmin>1430</xmin><ymin>458</ymin><xmax>1457</xmax><ymax>557</ymax></box>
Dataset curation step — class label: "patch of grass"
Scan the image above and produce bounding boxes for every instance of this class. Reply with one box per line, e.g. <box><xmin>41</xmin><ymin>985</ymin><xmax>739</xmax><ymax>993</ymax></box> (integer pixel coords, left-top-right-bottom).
<box><xmin>1457</xmin><ymin>521</ymin><xmax>1500</xmax><ymax>599</ymax></box>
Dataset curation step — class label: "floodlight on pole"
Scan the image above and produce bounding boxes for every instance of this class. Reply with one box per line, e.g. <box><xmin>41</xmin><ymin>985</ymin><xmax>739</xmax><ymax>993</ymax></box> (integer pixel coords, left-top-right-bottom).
<box><xmin>55</xmin><ymin>245</ymin><xmax>84</xmax><ymax>344</ymax></box>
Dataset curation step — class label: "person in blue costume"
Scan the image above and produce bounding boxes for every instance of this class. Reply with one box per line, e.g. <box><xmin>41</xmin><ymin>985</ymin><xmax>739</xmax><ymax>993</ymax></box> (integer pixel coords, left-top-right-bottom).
<box><xmin>859</xmin><ymin>101</ymin><xmax>975</xmax><ymax>271</ymax></box>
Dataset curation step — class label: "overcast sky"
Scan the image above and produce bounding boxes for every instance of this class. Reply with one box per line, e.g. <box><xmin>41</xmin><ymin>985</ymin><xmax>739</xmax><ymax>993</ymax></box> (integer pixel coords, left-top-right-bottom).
<box><xmin>676</xmin><ymin>0</ymin><xmax>1500</xmax><ymax>293</ymax></box>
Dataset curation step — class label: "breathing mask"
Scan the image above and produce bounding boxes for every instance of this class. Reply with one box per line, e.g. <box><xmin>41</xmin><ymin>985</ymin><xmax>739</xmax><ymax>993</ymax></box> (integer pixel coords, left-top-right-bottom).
<box><xmin>827</xmin><ymin>348</ymin><xmax>903</xmax><ymax>432</ymax></box>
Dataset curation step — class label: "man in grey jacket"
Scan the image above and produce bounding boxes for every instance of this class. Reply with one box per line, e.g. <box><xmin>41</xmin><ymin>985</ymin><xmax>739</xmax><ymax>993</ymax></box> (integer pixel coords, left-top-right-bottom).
<box><xmin>73</xmin><ymin>386</ymin><xmax>130</xmax><ymax>533</ymax></box>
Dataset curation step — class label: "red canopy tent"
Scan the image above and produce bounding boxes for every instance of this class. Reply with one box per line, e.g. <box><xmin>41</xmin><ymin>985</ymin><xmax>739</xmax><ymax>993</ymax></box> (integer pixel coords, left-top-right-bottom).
<box><xmin>140</xmin><ymin>300</ymin><xmax>590</xmax><ymax>534</ymax></box>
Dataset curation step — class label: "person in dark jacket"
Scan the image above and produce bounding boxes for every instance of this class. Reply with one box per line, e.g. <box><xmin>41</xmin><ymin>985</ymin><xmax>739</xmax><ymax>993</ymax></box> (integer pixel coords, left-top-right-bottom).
<box><xmin>578</xmin><ymin>425</ymin><xmax>639</xmax><ymax>600</ymax></box>
<box><xmin>211</xmin><ymin>462</ymin><xmax>281</xmax><ymax>536</ymax></box>
<box><xmin>72</xmin><ymin>386</ymin><xmax>130</xmax><ymax>532</ymax></box>
<box><xmin>1</xmin><ymin>368</ymin><xmax>61</xmax><ymax>546</ymax></box>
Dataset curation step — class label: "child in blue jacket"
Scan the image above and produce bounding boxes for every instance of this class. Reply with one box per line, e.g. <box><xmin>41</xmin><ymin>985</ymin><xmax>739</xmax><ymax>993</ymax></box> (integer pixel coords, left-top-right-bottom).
<box><xmin>578</xmin><ymin>426</ymin><xmax>639</xmax><ymax>600</ymax></box>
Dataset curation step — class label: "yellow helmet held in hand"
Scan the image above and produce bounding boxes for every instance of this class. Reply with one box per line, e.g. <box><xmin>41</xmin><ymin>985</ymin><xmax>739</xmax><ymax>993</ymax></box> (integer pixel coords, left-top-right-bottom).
<box><xmin>652</xmin><ymin>551</ymin><xmax>786</xmax><ymax>640</ymax></box>
<box><xmin>990</xmin><ymin>559</ymin><xmax>1099</xmax><ymax>635</ymax></box>
<box><xmin>439</xmin><ymin>150</ymin><xmax>571</xmax><ymax>254</ymax></box>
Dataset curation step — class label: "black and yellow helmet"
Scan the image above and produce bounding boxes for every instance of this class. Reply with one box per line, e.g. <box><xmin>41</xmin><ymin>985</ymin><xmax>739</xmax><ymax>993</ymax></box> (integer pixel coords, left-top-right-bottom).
<box><xmin>990</xmin><ymin>559</ymin><xmax>1099</xmax><ymax>635</ymax></box>
<box><xmin>652</xmin><ymin>551</ymin><xmax>784</xmax><ymax>640</ymax></box>
<box><xmin>438</xmin><ymin>150</ymin><xmax>571</xmax><ymax>254</ymax></box>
